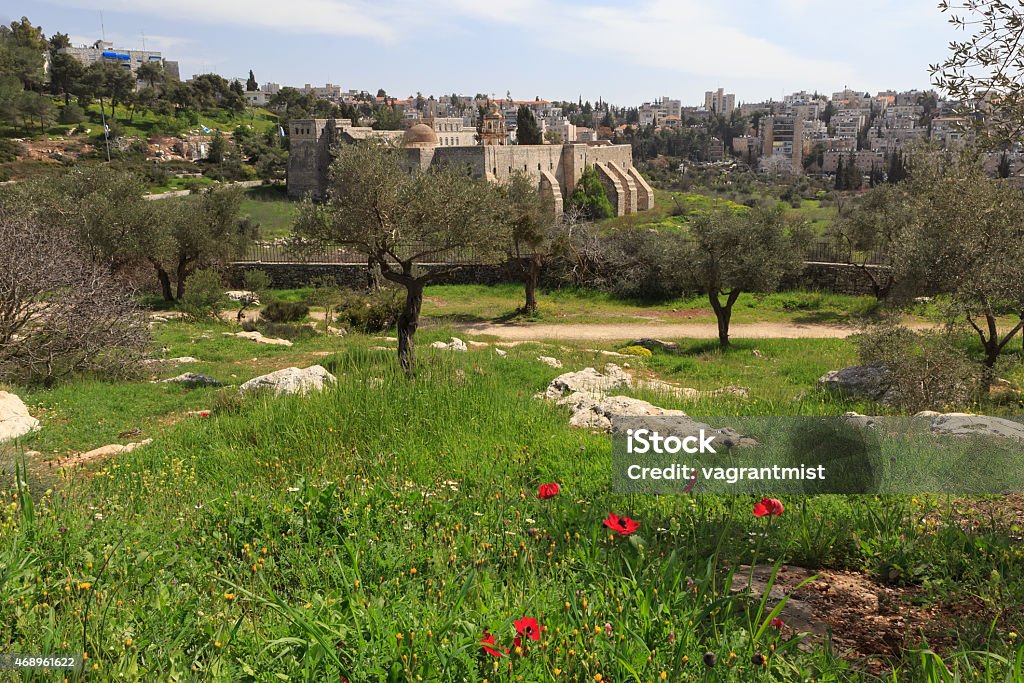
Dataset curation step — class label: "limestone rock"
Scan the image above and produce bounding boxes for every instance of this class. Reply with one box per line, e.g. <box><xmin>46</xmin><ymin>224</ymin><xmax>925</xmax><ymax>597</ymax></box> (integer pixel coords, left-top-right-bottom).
<box><xmin>928</xmin><ymin>413</ymin><xmax>1024</xmax><ymax>441</ymax></box>
<box><xmin>68</xmin><ymin>439</ymin><xmax>152</xmax><ymax>467</ymax></box>
<box><xmin>0</xmin><ymin>391</ymin><xmax>40</xmax><ymax>443</ymax></box>
<box><xmin>160</xmin><ymin>372</ymin><xmax>222</xmax><ymax>387</ymax></box>
<box><xmin>557</xmin><ymin>391</ymin><xmax>686</xmax><ymax>431</ymax></box>
<box><xmin>637</xmin><ymin>379</ymin><xmax>749</xmax><ymax>400</ymax></box>
<box><xmin>228</xmin><ymin>331</ymin><xmax>293</xmax><ymax>347</ymax></box>
<box><xmin>225</xmin><ymin>290</ymin><xmax>259</xmax><ymax>304</ymax></box>
<box><xmin>239</xmin><ymin>365</ymin><xmax>336</xmax><ymax>396</ymax></box>
<box><xmin>544</xmin><ymin>364</ymin><xmax>632</xmax><ymax>401</ymax></box>
<box><xmin>630</xmin><ymin>338</ymin><xmax>680</xmax><ymax>353</ymax></box>
<box><xmin>326</xmin><ymin>326</ymin><xmax>347</xmax><ymax>337</ymax></box>
<box><xmin>537</xmin><ymin>356</ymin><xmax>563</xmax><ymax>368</ymax></box>
<box><xmin>495</xmin><ymin>349</ymin><xmax>508</xmax><ymax>357</ymax></box>
<box><xmin>143</xmin><ymin>356</ymin><xmax>199</xmax><ymax>365</ymax></box>
<box><xmin>430</xmin><ymin>337</ymin><xmax>468</xmax><ymax>352</ymax></box>
<box><xmin>817</xmin><ymin>365</ymin><xmax>889</xmax><ymax>402</ymax></box>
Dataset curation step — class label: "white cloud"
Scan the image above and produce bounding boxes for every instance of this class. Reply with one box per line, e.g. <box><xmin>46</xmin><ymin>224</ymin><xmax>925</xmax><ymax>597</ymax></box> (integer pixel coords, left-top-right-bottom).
<box><xmin>45</xmin><ymin>0</ymin><xmax>397</xmax><ymax>41</ymax></box>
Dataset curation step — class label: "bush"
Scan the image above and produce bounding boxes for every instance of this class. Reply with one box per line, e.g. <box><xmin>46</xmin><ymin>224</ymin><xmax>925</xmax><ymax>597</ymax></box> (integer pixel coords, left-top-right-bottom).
<box><xmin>179</xmin><ymin>268</ymin><xmax>225</xmax><ymax>321</ymax></box>
<box><xmin>548</xmin><ymin>224</ymin><xmax>691</xmax><ymax>301</ymax></box>
<box><xmin>620</xmin><ymin>346</ymin><xmax>653</xmax><ymax>357</ymax></box>
<box><xmin>260</xmin><ymin>299</ymin><xmax>309</xmax><ymax>323</ymax></box>
<box><xmin>59</xmin><ymin>103</ymin><xmax>86</xmax><ymax>125</ymax></box>
<box><xmin>336</xmin><ymin>289</ymin><xmax>403</xmax><ymax>333</ymax></box>
<box><xmin>255</xmin><ymin>321</ymin><xmax>318</xmax><ymax>341</ymax></box>
<box><xmin>0</xmin><ymin>139</ymin><xmax>23</xmax><ymax>163</ymax></box>
<box><xmin>857</xmin><ymin>324</ymin><xmax>981</xmax><ymax>412</ymax></box>
<box><xmin>0</xmin><ymin>209</ymin><xmax>149</xmax><ymax>384</ymax></box>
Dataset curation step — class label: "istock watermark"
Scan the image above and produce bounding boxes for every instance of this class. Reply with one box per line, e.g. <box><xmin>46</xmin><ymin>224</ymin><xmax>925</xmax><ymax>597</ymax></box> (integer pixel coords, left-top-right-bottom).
<box><xmin>611</xmin><ymin>415</ymin><xmax>1024</xmax><ymax>495</ymax></box>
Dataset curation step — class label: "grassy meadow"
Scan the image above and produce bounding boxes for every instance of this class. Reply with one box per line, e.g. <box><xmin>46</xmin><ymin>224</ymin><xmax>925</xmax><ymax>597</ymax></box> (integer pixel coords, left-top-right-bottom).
<box><xmin>2</xmin><ymin>293</ymin><xmax>1024</xmax><ymax>682</ymax></box>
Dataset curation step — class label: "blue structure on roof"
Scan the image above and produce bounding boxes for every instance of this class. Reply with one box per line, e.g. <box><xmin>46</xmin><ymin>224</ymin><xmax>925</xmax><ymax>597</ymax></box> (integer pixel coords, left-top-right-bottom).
<box><xmin>102</xmin><ymin>51</ymin><xmax>130</xmax><ymax>60</ymax></box>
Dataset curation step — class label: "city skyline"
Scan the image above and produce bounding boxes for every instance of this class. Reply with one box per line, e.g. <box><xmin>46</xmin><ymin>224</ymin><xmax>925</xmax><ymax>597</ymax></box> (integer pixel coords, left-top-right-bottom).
<box><xmin>10</xmin><ymin>0</ymin><xmax>960</xmax><ymax>105</ymax></box>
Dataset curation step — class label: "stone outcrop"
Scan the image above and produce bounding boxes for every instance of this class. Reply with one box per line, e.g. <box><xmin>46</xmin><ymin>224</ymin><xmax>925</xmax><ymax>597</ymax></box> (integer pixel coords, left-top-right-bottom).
<box><xmin>537</xmin><ymin>356</ymin><xmax>562</xmax><ymax>368</ymax></box>
<box><xmin>239</xmin><ymin>365</ymin><xmax>336</xmax><ymax>396</ymax></box>
<box><xmin>66</xmin><ymin>439</ymin><xmax>153</xmax><ymax>467</ymax></box>
<box><xmin>228</xmin><ymin>331</ymin><xmax>293</xmax><ymax>347</ymax></box>
<box><xmin>630</xmin><ymin>338</ymin><xmax>680</xmax><ymax>354</ymax></box>
<box><xmin>430</xmin><ymin>337</ymin><xmax>468</xmax><ymax>352</ymax></box>
<box><xmin>817</xmin><ymin>365</ymin><xmax>890</xmax><ymax>402</ymax></box>
<box><xmin>0</xmin><ymin>392</ymin><xmax>40</xmax><ymax>443</ymax></box>
<box><xmin>160</xmin><ymin>373</ymin><xmax>223</xmax><ymax>387</ymax></box>
<box><xmin>926</xmin><ymin>413</ymin><xmax>1024</xmax><ymax>441</ymax></box>
<box><xmin>543</xmin><ymin>364</ymin><xmax>632</xmax><ymax>401</ymax></box>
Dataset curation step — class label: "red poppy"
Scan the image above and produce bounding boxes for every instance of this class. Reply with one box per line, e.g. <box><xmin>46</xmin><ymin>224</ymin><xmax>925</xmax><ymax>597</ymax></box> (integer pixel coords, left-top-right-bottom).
<box><xmin>603</xmin><ymin>513</ymin><xmax>640</xmax><ymax>536</ymax></box>
<box><xmin>514</xmin><ymin>617</ymin><xmax>542</xmax><ymax>641</ymax></box>
<box><xmin>480</xmin><ymin>632</ymin><xmax>505</xmax><ymax>657</ymax></box>
<box><xmin>537</xmin><ymin>482</ymin><xmax>560</xmax><ymax>499</ymax></box>
<box><xmin>770</xmin><ymin>617</ymin><xmax>785</xmax><ymax>630</ymax></box>
<box><xmin>752</xmin><ymin>497</ymin><xmax>784</xmax><ymax>517</ymax></box>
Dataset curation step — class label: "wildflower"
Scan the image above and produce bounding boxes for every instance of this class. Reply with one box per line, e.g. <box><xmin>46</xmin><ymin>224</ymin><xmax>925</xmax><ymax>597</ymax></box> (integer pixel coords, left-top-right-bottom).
<box><xmin>752</xmin><ymin>497</ymin><xmax>784</xmax><ymax>518</ymax></box>
<box><xmin>223</xmin><ymin>592</ymin><xmax>236</xmax><ymax>601</ymax></box>
<box><xmin>603</xmin><ymin>622</ymin><xmax>613</xmax><ymax>637</ymax></box>
<box><xmin>537</xmin><ymin>483</ymin><xmax>560</xmax><ymax>499</ymax></box>
<box><xmin>770</xmin><ymin>617</ymin><xmax>785</xmax><ymax>630</ymax></box>
<box><xmin>751</xmin><ymin>653</ymin><xmax>766</xmax><ymax>667</ymax></box>
<box><xmin>703</xmin><ymin>652</ymin><xmax>717</xmax><ymax>667</ymax></box>
<box><xmin>603</xmin><ymin>513</ymin><xmax>640</xmax><ymax>536</ymax></box>
<box><xmin>514</xmin><ymin>617</ymin><xmax>542</xmax><ymax>641</ymax></box>
<box><xmin>480</xmin><ymin>632</ymin><xmax>505</xmax><ymax>658</ymax></box>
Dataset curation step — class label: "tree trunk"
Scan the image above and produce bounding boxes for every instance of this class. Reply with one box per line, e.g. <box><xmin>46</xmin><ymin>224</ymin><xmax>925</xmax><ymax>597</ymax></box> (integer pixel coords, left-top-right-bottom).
<box><xmin>174</xmin><ymin>256</ymin><xmax>190</xmax><ymax>301</ymax></box>
<box><xmin>523</xmin><ymin>255</ymin><xmax>541</xmax><ymax>314</ymax></box>
<box><xmin>154</xmin><ymin>265</ymin><xmax>174</xmax><ymax>302</ymax></box>
<box><xmin>367</xmin><ymin>256</ymin><xmax>383</xmax><ymax>292</ymax></box>
<box><xmin>397</xmin><ymin>282</ymin><xmax>423</xmax><ymax>376</ymax></box>
<box><xmin>709</xmin><ymin>290</ymin><xmax>740</xmax><ymax>349</ymax></box>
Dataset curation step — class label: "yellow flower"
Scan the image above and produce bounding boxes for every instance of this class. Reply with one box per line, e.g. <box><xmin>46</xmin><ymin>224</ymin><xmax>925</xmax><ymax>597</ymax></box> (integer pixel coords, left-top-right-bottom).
<box><xmin>660</xmin><ymin>672</ymin><xmax>667</xmax><ymax>680</ymax></box>
<box><xmin>223</xmin><ymin>593</ymin><xmax>236</xmax><ymax>601</ymax></box>
<box><xmin>214</xmin><ymin>641</ymin><xmax>222</xmax><ymax>648</ymax></box>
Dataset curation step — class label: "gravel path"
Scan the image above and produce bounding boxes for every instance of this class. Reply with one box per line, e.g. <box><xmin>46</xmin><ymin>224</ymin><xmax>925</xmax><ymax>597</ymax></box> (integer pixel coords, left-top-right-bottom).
<box><xmin>454</xmin><ymin>320</ymin><xmax>933</xmax><ymax>341</ymax></box>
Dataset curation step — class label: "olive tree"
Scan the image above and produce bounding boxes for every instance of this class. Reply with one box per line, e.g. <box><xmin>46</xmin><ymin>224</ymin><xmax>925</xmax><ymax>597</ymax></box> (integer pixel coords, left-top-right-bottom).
<box><xmin>505</xmin><ymin>172</ymin><xmax>565</xmax><ymax>314</ymax></box>
<box><xmin>892</xmin><ymin>158</ymin><xmax>1024</xmax><ymax>378</ymax></box>
<box><xmin>931</xmin><ymin>0</ymin><xmax>1024</xmax><ymax>147</ymax></box>
<box><xmin>829</xmin><ymin>184</ymin><xmax>914</xmax><ymax>300</ymax></box>
<box><xmin>295</xmin><ymin>142</ymin><xmax>508</xmax><ymax>373</ymax></box>
<box><xmin>683</xmin><ymin>207</ymin><xmax>810</xmax><ymax>348</ymax></box>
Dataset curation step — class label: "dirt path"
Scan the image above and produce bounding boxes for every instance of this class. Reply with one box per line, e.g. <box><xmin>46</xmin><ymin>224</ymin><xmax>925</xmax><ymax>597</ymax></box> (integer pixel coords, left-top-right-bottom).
<box><xmin>453</xmin><ymin>320</ymin><xmax>934</xmax><ymax>341</ymax></box>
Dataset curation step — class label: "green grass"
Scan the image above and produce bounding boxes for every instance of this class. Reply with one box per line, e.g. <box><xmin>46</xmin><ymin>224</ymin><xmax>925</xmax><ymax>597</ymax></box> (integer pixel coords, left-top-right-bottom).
<box><xmin>420</xmin><ymin>284</ymin><xmax>884</xmax><ymax>326</ymax></box>
<box><xmin>3</xmin><ymin>316</ymin><xmax>1024</xmax><ymax>680</ymax></box>
<box><xmin>239</xmin><ymin>186</ymin><xmax>297</xmax><ymax>240</ymax></box>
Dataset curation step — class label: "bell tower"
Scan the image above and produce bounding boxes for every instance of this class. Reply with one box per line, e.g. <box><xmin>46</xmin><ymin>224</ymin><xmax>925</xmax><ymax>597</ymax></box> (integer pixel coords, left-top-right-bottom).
<box><xmin>479</xmin><ymin>101</ymin><xmax>506</xmax><ymax>146</ymax></box>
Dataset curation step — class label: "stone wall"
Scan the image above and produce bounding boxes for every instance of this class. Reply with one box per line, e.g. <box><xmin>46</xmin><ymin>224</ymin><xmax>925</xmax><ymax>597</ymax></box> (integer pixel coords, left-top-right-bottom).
<box><xmin>233</xmin><ymin>260</ymin><xmax>891</xmax><ymax>297</ymax></box>
<box><xmin>230</xmin><ymin>262</ymin><xmax>522</xmax><ymax>290</ymax></box>
<box><xmin>783</xmin><ymin>263</ymin><xmax>891</xmax><ymax>296</ymax></box>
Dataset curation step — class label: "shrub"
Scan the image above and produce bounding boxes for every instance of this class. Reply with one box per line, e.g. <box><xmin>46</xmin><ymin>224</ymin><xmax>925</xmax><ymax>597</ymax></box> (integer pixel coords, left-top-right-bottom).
<box><xmin>0</xmin><ymin>139</ymin><xmax>23</xmax><ymax>163</ymax></box>
<box><xmin>178</xmin><ymin>269</ymin><xmax>225</xmax><ymax>321</ymax></box>
<box><xmin>260</xmin><ymin>299</ymin><xmax>309</xmax><ymax>323</ymax></box>
<box><xmin>620</xmin><ymin>346</ymin><xmax>653</xmax><ymax>357</ymax></box>
<box><xmin>256</xmin><ymin>321</ymin><xmax>318</xmax><ymax>341</ymax></box>
<box><xmin>857</xmin><ymin>324</ymin><xmax>981</xmax><ymax>412</ymax></box>
<box><xmin>336</xmin><ymin>289</ymin><xmax>403</xmax><ymax>333</ymax></box>
<box><xmin>59</xmin><ymin>103</ymin><xmax>86</xmax><ymax>125</ymax></box>
<box><xmin>0</xmin><ymin>210</ymin><xmax>149</xmax><ymax>384</ymax></box>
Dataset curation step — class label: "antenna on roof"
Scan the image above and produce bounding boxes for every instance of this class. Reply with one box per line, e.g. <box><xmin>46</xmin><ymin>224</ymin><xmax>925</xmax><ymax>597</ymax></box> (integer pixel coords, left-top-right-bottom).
<box><xmin>100</xmin><ymin>11</ymin><xmax>106</xmax><ymax>41</ymax></box>
<box><xmin>141</xmin><ymin>32</ymin><xmax>146</xmax><ymax>50</ymax></box>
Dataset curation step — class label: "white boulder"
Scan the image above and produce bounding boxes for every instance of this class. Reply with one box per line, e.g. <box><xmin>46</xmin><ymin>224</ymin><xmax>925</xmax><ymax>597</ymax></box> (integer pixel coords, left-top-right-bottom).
<box><xmin>0</xmin><ymin>392</ymin><xmax>40</xmax><ymax>443</ymax></box>
<box><xmin>239</xmin><ymin>365</ymin><xmax>336</xmax><ymax>396</ymax></box>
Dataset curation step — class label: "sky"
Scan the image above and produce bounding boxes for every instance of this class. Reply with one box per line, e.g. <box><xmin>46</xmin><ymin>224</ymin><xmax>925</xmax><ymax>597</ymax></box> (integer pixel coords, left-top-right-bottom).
<box><xmin>8</xmin><ymin>0</ymin><xmax>962</xmax><ymax>106</ymax></box>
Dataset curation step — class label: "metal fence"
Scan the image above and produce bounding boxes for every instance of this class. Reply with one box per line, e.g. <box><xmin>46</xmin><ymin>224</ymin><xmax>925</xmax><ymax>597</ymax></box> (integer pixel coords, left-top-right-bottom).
<box><xmin>236</xmin><ymin>238</ymin><xmax>889</xmax><ymax>267</ymax></box>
